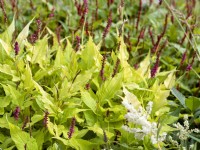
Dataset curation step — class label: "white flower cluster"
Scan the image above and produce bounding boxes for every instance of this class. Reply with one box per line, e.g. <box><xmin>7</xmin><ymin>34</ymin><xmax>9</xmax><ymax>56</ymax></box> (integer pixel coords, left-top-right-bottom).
<box><xmin>173</xmin><ymin>115</ymin><xmax>200</xmax><ymax>140</ymax></box>
<box><xmin>122</xmin><ymin>100</ymin><xmax>167</xmax><ymax>144</ymax></box>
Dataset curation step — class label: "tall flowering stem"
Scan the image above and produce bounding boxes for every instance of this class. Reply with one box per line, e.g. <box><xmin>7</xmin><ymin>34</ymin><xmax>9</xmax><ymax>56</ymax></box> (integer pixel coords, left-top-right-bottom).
<box><xmin>119</xmin><ymin>0</ymin><xmax>124</xmax><ymax>20</ymax></box>
<box><xmin>79</xmin><ymin>0</ymin><xmax>88</xmax><ymax>25</ymax></box>
<box><xmin>179</xmin><ymin>27</ymin><xmax>188</xmax><ymax>45</ymax></box>
<box><xmin>151</xmin><ymin>13</ymin><xmax>168</xmax><ymax>53</ymax></box>
<box><xmin>107</xmin><ymin>0</ymin><xmax>114</xmax><ymax>7</ymax></box>
<box><xmin>85</xmin><ymin>21</ymin><xmax>89</xmax><ymax>36</ymax></box>
<box><xmin>13</xmin><ymin>106</ymin><xmax>20</xmax><ymax>120</ymax></box>
<box><xmin>14</xmin><ymin>42</ymin><xmax>19</xmax><ymax>55</ymax></box>
<box><xmin>75</xmin><ymin>0</ymin><xmax>82</xmax><ymax>16</ymax></box>
<box><xmin>30</xmin><ymin>19</ymin><xmax>42</xmax><ymax>44</ymax></box>
<box><xmin>151</xmin><ymin>52</ymin><xmax>161</xmax><ymax>78</ymax></box>
<box><xmin>136</xmin><ymin>0</ymin><xmax>142</xmax><ymax>31</ymax></box>
<box><xmin>43</xmin><ymin>110</ymin><xmax>49</xmax><ymax>128</ymax></box>
<box><xmin>136</xmin><ymin>27</ymin><xmax>146</xmax><ymax>46</ymax></box>
<box><xmin>149</xmin><ymin>0</ymin><xmax>153</xmax><ymax>5</ymax></box>
<box><xmin>95</xmin><ymin>0</ymin><xmax>98</xmax><ymax>20</ymax></box>
<box><xmin>112</xmin><ymin>58</ymin><xmax>120</xmax><ymax>77</ymax></box>
<box><xmin>102</xmin><ymin>11</ymin><xmax>112</xmax><ymax>41</ymax></box>
<box><xmin>10</xmin><ymin>0</ymin><xmax>16</xmax><ymax>12</ymax></box>
<box><xmin>22</xmin><ymin>116</ymin><xmax>29</xmax><ymax>130</ymax></box>
<box><xmin>49</xmin><ymin>7</ymin><xmax>55</xmax><ymax>18</ymax></box>
<box><xmin>29</xmin><ymin>0</ymin><xmax>34</xmax><ymax>10</ymax></box>
<box><xmin>148</xmin><ymin>26</ymin><xmax>155</xmax><ymax>46</ymax></box>
<box><xmin>56</xmin><ymin>25</ymin><xmax>62</xmax><ymax>45</ymax></box>
<box><xmin>186</xmin><ymin>0</ymin><xmax>195</xmax><ymax>18</ymax></box>
<box><xmin>186</xmin><ymin>51</ymin><xmax>196</xmax><ymax>72</ymax></box>
<box><xmin>103</xmin><ymin>130</ymin><xmax>108</xmax><ymax>143</ymax></box>
<box><xmin>100</xmin><ymin>55</ymin><xmax>106</xmax><ymax>81</ymax></box>
<box><xmin>75</xmin><ymin>36</ymin><xmax>81</xmax><ymax>51</ymax></box>
<box><xmin>159</xmin><ymin>0</ymin><xmax>163</xmax><ymax>5</ymax></box>
<box><xmin>126</xmin><ymin>32</ymin><xmax>132</xmax><ymax>52</ymax></box>
<box><xmin>180</xmin><ymin>51</ymin><xmax>187</xmax><ymax>67</ymax></box>
<box><xmin>68</xmin><ymin>117</ymin><xmax>76</xmax><ymax>139</ymax></box>
<box><xmin>0</xmin><ymin>0</ymin><xmax>7</xmax><ymax>23</ymax></box>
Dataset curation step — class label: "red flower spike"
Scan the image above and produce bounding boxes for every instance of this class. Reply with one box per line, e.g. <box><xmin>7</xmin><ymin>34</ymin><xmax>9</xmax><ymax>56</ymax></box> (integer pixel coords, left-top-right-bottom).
<box><xmin>68</xmin><ymin>117</ymin><xmax>76</xmax><ymax>139</ymax></box>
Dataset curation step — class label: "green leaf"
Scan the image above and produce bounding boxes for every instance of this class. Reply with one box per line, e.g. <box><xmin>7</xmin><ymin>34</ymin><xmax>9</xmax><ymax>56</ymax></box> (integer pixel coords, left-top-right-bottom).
<box><xmin>23</xmin><ymin>64</ymin><xmax>34</xmax><ymax>90</ymax></box>
<box><xmin>31</xmin><ymin>35</ymin><xmax>49</xmax><ymax>68</ymax></box>
<box><xmin>137</xmin><ymin>52</ymin><xmax>150</xmax><ymax>77</ymax></box>
<box><xmin>185</xmin><ymin>96</ymin><xmax>200</xmax><ymax>111</ymax></box>
<box><xmin>121</xmin><ymin>87</ymin><xmax>141</xmax><ymax>109</ymax></box>
<box><xmin>16</xmin><ymin>18</ymin><xmax>34</xmax><ymax>46</ymax></box>
<box><xmin>188</xmin><ymin>134</ymin><xmax>200</xmax><ymax>143</ymax></box>
<box><xmin>8</xmin><ymin>121</ymin><xmax>38</xmax><ymax>150</ymax></box>
<box><xmin>0</xmin><ymin>97</ymin><xmax>10</xmax><ymax>108</ymax></box>
<box><xmin>1</xmin><ymin>84</ymin><xmax>24</xmax><ymax>106</ymax></box>
<box><xmin>97</xmin><ymin>73</ymin><xmax>122</xmax><ymax>104</ymax></box>
<box><xmin>81</xmin><ymin>91</ymin><xmax>97</xmax><ymax>113</ymax></box>
<box><xmin>34</xmin><ymin>130</ymin><xmax>44</xmax><ymax>150</ymax></box>
<box><xmin>171</xmin><ymin>87</ymin><xmax>186</xmax><ymax>107</ymax></box>
<box><xmin>118</xmin><ymin>37</ymin><xmax>129</xmax><ymax>62</ymax></box>
<box><xmin>0</xmin><ymin>64</ymin><xmax>19</xmax><ymax>81</ymax></box>
<box><xmin>80</xmin><ymin>36</ymin><xmax>102</xmax><ymax>70</ymax></box>
<box><xmin>0</xmin><ymin>39</ymin><xmax>12</xmax><ymax>56</ymax></box>
<box><xmin>0</xmin><ymin>16</ymin><xmax>15</xmax><ymax>43</ymax></box>
<box><xmin>164</xmin><ymin>70</ymin><xmax>176</xmax><ymax>89</ymax></box>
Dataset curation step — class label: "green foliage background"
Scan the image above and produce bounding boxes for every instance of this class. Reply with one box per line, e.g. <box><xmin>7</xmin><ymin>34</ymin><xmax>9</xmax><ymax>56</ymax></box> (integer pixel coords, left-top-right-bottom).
<box><xmin>0</xmin><ymin>0</ymin><xmax>200</xmax><ymax>149</ymax></box>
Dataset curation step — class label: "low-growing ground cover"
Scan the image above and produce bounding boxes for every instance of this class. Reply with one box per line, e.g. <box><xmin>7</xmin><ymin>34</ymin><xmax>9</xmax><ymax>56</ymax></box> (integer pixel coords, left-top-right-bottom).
<box><xmin>0</xmin><ymin>0</ymin><xmax>200</xmax><ymax>149</ymax></box>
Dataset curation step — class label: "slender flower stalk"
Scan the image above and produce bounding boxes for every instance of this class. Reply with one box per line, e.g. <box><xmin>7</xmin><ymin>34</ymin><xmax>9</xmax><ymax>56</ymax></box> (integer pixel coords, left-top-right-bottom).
<box><xmin>13</xmin><ymin>106</ymin><xmax>20</xmax><ymax>120</ymax></box>
<box><xmin>36</xmin><ymin>19</ymin><xmax>42</xmax><ymax>34</ymax></box>
<box><xmin>14</xmin><ymin>42</ymin><xmax>19</xmax><ymax>55</ymax></box>
<box><xmin>49</xmin><ymin>7</ymin><xmax>55</xmax><ymax>18</ymax></box>
<box><xmin>100</xmin><ymin>55</ymin><xmax>106</xmax><ymax>81</ymax></box>
<box><xmin>107</xmin><ymin>0</ymin><xmax>114</xmax><ymax>7</ymax></box>
<box><xmin>75</xmin><ymin>0</ymin><xmax>82</xmax><ymax>16</ymax></box>
<box><xmin>112</xmin><ymin>58</ymin><xmax>120</xmax><ymax>77</ymax></box>
<box><xmin>10</xmin><ymin>0</ymin><xmax>16</xmax><ymax>11</ymax></box>
<box><xmin>148</xmin><ymin>26</ymin><xmax>155</xmax><ymax>46</ymax></box>
<box><xmin>149</xmin><ymin>0</ymin><xmax>153</xmax><ymax>5</ymax></box>
<box><xmin>85</xmin><ymin>83</ymin><xmax>90</xmax><ymax>90</ymax></box>
<box><xmin>103</xmin><ymin>130</ymin><xmax>108</xmax><ymax>143</ymax></box>
<box><xmin>95</xmin><ymin>0</ymin><xmax>98</xmax><ymax>20</ymax></box>
<box><xmin>56</xmin><ymin>25</ymin><xmax>62</xmax><ymax>45</ymax></box>
<box><xmin>119</xmin><ymin>0</ymin><xmax>124</xmax><ymax>20</ymax></box>
<box><xmin>151</xmin><ymin>52</ymin><xmax>161</xmax><ymax>78</ymax></box>
<box><xmin>126</xmin><ymin>32</ymin><xmax>132</xmax><ymax>52</ymax></box>
<box><xmin>106</xmin><ymin>109</ymin><xmax>110</xmax><ymax>117</ymax></box>
<box><xmin>85</xmin><ymin>21</ymin><xmax>89</xmax><ymax>36</ymax></box>
<box><xmin>22</xmin><ymin>116</ymin><xmax>29</xmax><ymax>130</ymax></box>
<box><xmin>29</xmin><ymin>0</ymin><xmax>34</xmax><ymax>10</ymax></box>
<box><xmin>151</xmin><ymin>13</ymin><xmax>168</xmax><ymax>53</ymax></box>
<box><xmin>186</xmin><ymin>0</ymin><xmax>192</xmax><ymax>18</ymax></box>
<box><xmin>180</xmin><ymin>51</ymin><xmax>187</xmax><ymax>67</ymax></box>
<box><xmin>136</xmin><ymin>27</ymin><xmax>146</xmax><ymax>46</ymax></box>
<box><xmin>79</xmin><ymin>0</ymin><xmax>88</xmax><ymax>25</ymax></box>
<box><xmin>186</xmin><ymin>52</ymin><xmax>196</xmax><ymax>71</ymax></box>
<box><xmin>0</xmin><ymin>0</ymin><xmax>8</xmax><ymax>23</ymax></box>
<box><xmin>159</xmin><ymin>0</ymin><xmax>163</xmax><ymax>5</ymax></box>
<box><xmin>179</xmin><ymin>27</ymin><xmax>188</xmax><ymax>45</ymax></box>
<box><xmin>43</xmin><ymin>110</ymin><xmax>49</xmax><ymax>128</ymax></box>
<box><xmin>114</xmin><ymin>130</ymin><xmax>120</xmax><ymax>145</ymax></box>
<box><xmin>68</xmin><ymin>117</ymin><xmax>76</xmax><ymax>139</ymax></box>
<box><xmin>102</xmin><ymin>11</ymin><xmax>112</xmax><ymax>40</ymax></box>
<box><xmin>75</xmin><ymin>36</ymin><xmax>81</xmax><ymax>51</ymax></box>
<box><xmin>136</xmin><ymin>0</ymin><xmax>142</xmax><ymax>31</ymax></box>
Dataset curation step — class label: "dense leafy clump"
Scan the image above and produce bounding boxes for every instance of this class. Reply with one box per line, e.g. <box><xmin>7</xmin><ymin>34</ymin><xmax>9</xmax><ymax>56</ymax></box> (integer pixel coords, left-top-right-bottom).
<box><xmin>0</xmin><ymin>0</ymin><xmax>200</xmax><ymax>150</ymax></box>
